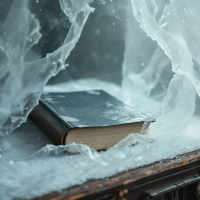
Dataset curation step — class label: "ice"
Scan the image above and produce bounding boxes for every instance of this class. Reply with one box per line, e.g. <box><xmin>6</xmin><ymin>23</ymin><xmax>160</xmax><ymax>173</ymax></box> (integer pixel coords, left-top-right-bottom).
<box><xmin>122</xmin><ymin>1</ymin><xmax>170</xmax><ymax>116</ymax></box>
<box><xmin>0</xmin><ymin>0</ymin><xmax>94</xmax><ymax>136</ymax></box>
<box><xmin>44</xmin><ymin>78</ymin><xmax>121</xmax><ymax>99</ymax></box>
<box><xmin>1</xmin><ymin>116</ymin><xmax>200</xmax><ymax>200</ymax></box>
<box><xmin>1</xmin><ymin>0</ymin><xmax>200</xmax><ymax>199</ymax></box>
<box><xmin>61</xmin><ymin>116</ymin><xmax>79</xmax><ymax>122</ymax></box>
<box><xmin>130</xmin><ymin>0</ymin><xmax>200</xmax><ymax>138</ymax></box>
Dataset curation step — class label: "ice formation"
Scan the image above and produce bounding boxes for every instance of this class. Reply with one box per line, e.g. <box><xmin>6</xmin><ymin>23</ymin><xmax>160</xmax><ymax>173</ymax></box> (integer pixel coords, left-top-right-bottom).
<box><xmin>1</xmin><ymin>0</ymin><xmax>200</xmax><ymax>200</ymax></box>
<box><xmin>133</xmin><ymin>0</ymin><xmax>196</xmax><ymax>137</ymax></box>
<box><xmin>0</xmin><ymin>0</ymin><xmax>94</xmax><ymax>136</ymax></box>
<box><xmin>1</xmin><ymin>116</ymin><xmax>200</xmax><ymax>200</ymax></box>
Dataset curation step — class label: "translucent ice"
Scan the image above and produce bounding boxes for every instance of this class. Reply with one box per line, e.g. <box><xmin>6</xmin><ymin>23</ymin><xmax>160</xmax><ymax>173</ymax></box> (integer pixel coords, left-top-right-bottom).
<box><xmin>128</xmin><ymin>0</ymin><xmax>200</xmax><ymax>138</ymax></box>
<box><xmin>0</xmin><ymin>0</ymin><xmax>94</xmax><ymax>136</ymax></box>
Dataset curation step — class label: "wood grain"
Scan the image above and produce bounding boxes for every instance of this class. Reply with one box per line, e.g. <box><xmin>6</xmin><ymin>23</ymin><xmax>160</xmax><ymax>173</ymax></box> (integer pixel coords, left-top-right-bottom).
<box><xmin>32</xmin><ymin>149</ymin><xmax>200</xmax><ymax>200</ymax></box>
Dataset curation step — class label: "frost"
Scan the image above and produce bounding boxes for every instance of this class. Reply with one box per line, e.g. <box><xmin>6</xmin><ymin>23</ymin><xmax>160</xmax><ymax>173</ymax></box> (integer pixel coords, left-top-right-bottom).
<box><xmin>61</xmin><ymin>116</ymin><xmax>79</xmax><ymax>122</ymax></box>
<box><xmin>1</xmin><ymin>117</ymin><xmax>200</xmax><ymax>200</ymax></box>
<box><xmin>44</xmin><ymin>78</ymin><xmax>121</xmax><ymax>98</ymax></box>
<box><xmin>85</xmin><ymin>90</ymin><xmax>101</xmax><ymax>95</ymax></box>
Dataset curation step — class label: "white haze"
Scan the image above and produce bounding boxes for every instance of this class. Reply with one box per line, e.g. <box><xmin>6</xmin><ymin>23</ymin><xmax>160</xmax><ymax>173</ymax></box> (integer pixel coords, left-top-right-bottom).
<box><xmin>1</xmin><ymin>0</ymin><xmax>200</xmax><ymax>199</ymax></box>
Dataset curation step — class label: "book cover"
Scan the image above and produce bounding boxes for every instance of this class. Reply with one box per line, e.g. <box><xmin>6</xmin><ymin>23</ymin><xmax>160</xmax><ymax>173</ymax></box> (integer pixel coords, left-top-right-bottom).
<box><xmin>29</xmin><ymin>90</ymin><xmax>154</xmax><ymax>149</ymax></box>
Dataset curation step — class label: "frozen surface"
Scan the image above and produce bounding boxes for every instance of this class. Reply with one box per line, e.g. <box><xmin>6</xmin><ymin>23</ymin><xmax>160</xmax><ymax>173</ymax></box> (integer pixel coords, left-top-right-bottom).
<box><xmin>1</xmin><ymin>79</ymin><xmax>200</xmax><ymax>200</ymax></box>
<box><xmin>1</xmin><ymin>0</ymin><xmax>200</xmax><ymax>199</ymax></box>
<box><xmin>1</xmin><ymin>105</ymin><xmax>200</xmax><ymax>200</ymax></box>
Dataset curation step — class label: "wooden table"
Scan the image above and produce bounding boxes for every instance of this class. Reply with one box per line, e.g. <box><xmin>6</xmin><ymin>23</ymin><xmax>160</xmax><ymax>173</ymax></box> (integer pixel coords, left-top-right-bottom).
<box><xmin>33</xmin><ymin>150</ymin><xmax>200</xmax><ymax>200</ymax></box>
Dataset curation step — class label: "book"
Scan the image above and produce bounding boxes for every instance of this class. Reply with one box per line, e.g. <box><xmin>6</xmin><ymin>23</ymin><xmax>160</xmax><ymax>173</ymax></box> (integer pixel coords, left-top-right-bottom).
<box><xmin>29</xmin><ymin>90</ymin><xmax>154</xmax><ymax>151</ymax></box>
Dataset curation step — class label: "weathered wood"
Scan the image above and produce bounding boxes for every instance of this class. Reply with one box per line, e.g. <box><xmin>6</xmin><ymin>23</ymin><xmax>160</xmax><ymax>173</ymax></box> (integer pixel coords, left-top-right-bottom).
<box><xmin>33</xmin><ymin>149</ymin><xmax>200</xmax><ymax>200</ymax></box>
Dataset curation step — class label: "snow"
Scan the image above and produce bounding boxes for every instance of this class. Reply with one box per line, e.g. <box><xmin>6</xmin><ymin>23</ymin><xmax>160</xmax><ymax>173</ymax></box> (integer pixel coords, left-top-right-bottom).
<box><xmin>1</xmin><ymin>79</ymin><xmax>200</xmax><ymax>200</ymax></box>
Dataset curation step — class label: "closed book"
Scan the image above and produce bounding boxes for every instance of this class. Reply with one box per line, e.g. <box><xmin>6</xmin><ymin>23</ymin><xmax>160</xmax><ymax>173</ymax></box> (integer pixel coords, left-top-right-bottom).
<box><xmin>29</xmin><ymin>90</ymin><xmax>154</xmax><ymax>150</ymax></box>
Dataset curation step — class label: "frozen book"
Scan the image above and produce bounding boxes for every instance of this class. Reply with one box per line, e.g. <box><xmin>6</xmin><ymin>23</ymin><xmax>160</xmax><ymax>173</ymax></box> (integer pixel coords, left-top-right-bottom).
<box><xmin>29</xmin><ymin>90</ymin><xmax>154</xmax><ymax>150</ymax></box>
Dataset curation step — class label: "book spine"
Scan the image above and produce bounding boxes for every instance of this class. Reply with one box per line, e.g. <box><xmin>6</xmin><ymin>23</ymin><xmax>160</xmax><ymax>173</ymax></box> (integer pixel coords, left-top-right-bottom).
<box><xmin>29</xmin><ymin>99</ymin><xmax>74</xmax><ymax>145</ymax></box>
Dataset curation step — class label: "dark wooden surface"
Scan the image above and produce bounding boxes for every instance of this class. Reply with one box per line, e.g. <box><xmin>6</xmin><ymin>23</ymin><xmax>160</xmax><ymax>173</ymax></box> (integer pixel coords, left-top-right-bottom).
<box><xmin>33</xmin><ymin>149</ymin><xmax>200</xmax><ymax>200</ymax></box>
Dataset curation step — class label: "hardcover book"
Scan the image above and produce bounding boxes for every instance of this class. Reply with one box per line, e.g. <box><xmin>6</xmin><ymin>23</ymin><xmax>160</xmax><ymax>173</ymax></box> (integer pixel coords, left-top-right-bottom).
<box><xmin>29</xmin><ymin>90</ymin><xmax>154</xmax><ymax>150</ymax></box>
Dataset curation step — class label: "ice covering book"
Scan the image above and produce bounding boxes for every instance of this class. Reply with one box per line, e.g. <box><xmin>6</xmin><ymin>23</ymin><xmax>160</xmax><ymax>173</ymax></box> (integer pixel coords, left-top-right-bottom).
<box><xmin>29</xmin><ymin>90</ymin><xmax>154</xmax><ymax>150</ymax></box>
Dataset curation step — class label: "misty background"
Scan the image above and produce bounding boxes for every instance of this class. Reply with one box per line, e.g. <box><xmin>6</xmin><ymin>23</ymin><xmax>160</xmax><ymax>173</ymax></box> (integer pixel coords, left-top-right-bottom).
<box><xmin>29</xmin><ymin>0</ymin><xmax>126</xmax><ymax>85</ymax></box>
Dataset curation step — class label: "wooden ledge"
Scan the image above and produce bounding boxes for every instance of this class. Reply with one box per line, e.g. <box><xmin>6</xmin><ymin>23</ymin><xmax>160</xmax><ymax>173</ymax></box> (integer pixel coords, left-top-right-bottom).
<box><xmin>33</xmin><ymin>149</ymin><xmax>200</xmax><ymax>200</ymax></box>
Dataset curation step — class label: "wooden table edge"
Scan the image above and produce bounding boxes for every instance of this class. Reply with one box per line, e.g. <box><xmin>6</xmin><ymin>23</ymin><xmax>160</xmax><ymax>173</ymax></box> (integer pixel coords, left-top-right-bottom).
<box><xmin>32</xmin><ymin>149</ymin><xmax>200</xmax><ymax>200</ymax></box>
